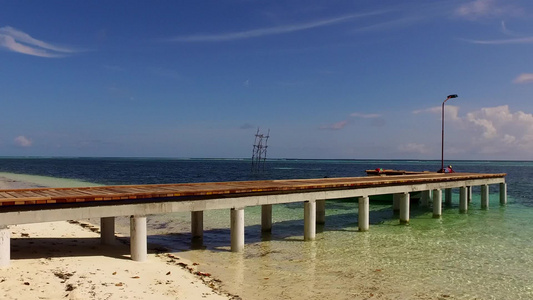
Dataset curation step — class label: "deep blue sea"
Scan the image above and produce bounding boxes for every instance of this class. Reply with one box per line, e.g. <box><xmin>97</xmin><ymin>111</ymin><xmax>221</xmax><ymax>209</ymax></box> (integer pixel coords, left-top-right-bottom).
<box><xmin>0</xmin><ymin>157</ymin><xmax>532</xmax><ymax>299</ymax></box>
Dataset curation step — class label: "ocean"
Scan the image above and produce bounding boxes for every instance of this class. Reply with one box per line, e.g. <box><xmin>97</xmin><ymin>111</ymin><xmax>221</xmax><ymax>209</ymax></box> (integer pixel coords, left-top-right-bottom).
<box><xmin>0</xmin><ymin>157</ymin><xmax>531</xmax><ymax>299</ymax></box>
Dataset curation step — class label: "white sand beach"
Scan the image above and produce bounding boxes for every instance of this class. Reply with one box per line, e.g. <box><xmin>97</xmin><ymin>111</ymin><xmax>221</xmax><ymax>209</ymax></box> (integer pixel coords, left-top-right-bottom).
<box><xmin>0</xmin><ymin>177</ymin><xmax>235</xmax><ymax>300</ymax></box>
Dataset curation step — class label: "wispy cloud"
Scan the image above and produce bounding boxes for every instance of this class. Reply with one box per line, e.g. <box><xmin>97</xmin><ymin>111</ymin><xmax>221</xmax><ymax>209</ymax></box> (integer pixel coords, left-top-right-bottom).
<box><xmin>462</xmin><ymin>36</ymin><xmax>533</xmax><ymax>44</ymax></box>
<box><xmin>168</xmin><ymin>11</ymin><xmax>388</xmax><ymax>42</ymax></box>
<box><xmin>500</xmin><ymin>20</ymin><xmax>522</xmax><ymax>37</ymax></box>
<box><xmin>513</xmin><ymin>73</ymin><xmax>533</xmax><ymax>84</ymax></box>
<box><xmin>455</xmin><ymin>0</ymin><xmax>524</xmax><ymax>20</ymax></box>
<box><xmin>14</xmin><ymin>136</ymin><xmax>32</xmax><ymax>147</ymax></box>
<box><xmin>0</xmin><ymin>26</ymin><xmax>76</xmax><ymax>57</ymax></box>
<box><xmin>351</xmin><ymin>112</ymin><xmax>386</xmax><ymax>127</ymax></box>
<box><xmin>352</xmin><ymin>15</ymin><xmax>425</xmax><ymax>33</ymax></box>
<box><xmin>413</xmin><ymin>105</ymin><xmax>461</xmax><ymax>121</ymax></box>
<box><xmin>320</xmin><ymin>120</ymin><xmax>348</xmax><ymax>130</ymax></box>
<box><xmin>459</xmin><ymin>6</ymin><xmax>531</xmax><ymax>45</ymax></box>
<box><xmin>320</xmin><ymin>111</ymin><xmax>384</xmax><ymax>130</ymax></box>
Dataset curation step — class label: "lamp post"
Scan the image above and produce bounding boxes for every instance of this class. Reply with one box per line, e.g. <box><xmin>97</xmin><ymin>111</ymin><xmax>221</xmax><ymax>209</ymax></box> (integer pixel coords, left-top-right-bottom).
<box><xmin>441</xmin><ymin>94</ymin><xmax>458</xmax><ymax>172</ymax></box>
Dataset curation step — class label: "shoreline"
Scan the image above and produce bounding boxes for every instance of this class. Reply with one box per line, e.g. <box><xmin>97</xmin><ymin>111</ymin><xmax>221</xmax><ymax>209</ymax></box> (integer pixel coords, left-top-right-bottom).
<box><xmin>0</xmin><ymin>176</ymin><xmax>237</xmax><ymax>300</ymax></box>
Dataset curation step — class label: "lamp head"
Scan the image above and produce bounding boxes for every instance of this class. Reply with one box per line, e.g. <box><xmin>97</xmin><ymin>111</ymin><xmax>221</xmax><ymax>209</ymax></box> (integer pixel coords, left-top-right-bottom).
<box><xmin>447</xmin><ymin>94</ymin><xmax>458</xmax><ymax>99</ymax></box>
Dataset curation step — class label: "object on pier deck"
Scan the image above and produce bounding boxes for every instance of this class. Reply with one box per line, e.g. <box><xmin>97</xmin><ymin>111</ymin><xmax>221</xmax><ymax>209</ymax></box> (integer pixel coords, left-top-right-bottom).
<box><xmin>366</xmin><ymin>169</ymin><xmax>434</xmax><ymax>176</ymax></box>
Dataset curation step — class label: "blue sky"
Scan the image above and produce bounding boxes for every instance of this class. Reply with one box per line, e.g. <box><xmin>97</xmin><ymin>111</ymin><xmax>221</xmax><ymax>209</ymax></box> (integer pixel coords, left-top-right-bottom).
<box><xmin>1</xmin><ymin>0</ymin><xmax>533</xmax><ymax>160</ymax></box>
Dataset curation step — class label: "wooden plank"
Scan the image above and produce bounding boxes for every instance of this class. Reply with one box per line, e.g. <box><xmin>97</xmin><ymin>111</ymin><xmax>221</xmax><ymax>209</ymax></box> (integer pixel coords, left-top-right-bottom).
<box><xmin>0</xmin><ymin>192</ymin><xmax>13</xmax><ymax>199</ymax></box>
<box><xmin>0</xmin><ymin>173</ymin><xmax>506</xmax><ymax>207</ymax></box>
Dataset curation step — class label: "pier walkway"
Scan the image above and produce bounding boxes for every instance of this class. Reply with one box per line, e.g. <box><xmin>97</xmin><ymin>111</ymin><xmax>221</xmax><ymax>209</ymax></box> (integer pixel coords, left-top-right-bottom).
<box><xmin>0</xmin><ymin>172</ymin><xmax>506</xmax><ymax>266</ymax></box>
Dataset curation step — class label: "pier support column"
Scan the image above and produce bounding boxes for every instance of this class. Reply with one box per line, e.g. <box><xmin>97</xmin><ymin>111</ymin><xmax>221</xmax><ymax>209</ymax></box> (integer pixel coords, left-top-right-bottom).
<box><xmin>433</xmin><ymin>189</ymin><xmax>442</xmax><ymax>218</ymax></box>
<box><xmin>445</xmin><ymin>188</ymin><xmax>452</xmax><ymax>206</ymax></box>
<box><xmin>481</xmin><ymin>185</ymin><xmax>489</xmax><ymax>209</ymax></box>
<box><xmin>459</xmin><ymin>186</ymin><xmax>468</xmax><ymax>213</ymax></box>
<box><xmin>467</xmin><ymin>186</ymin><xmax>472</xmax><ymax>203</ymax></box>
<box><xmin>500</xmin><ymin>183</ymin><xmax>507</xmax><ymax>205</ymax></box>
<box><xmin>304</xmin><ymin>200</ymin><xmax>316</xmax><ymax>241</ymax></box>
<box><xmin>0</xmin><ymin>226</ymin><xmax>10</xmax><ymax>267</ymax></box>
<box><xmin>393</xmin><ymin>194</ymin><xmax>401</xmax><ymax>212</ymax></box>
<box><xmin>421</xmin><ymin>190</ymin><xmax>431</xmax><ymax>207</ymax></box>
<box><xmin>230</xmin><ymin>208</ymin><xmax>245</xmax><ymax>252</ymax></box>
<box><xmin>399</xmin><ymin>192</ymin><xmax>410</xmax><ymax>225</ymax></box>
<box><xmin>191</xmin><ymin>211</ymin><xmax>204</xmax><ymax>239</ymax></box>
<box><xmin>100</xmin><ymin>217</ymin><xmax>115</xmax><ymax>245</ymax></box>
<box><xmin>261</xmin><ymin>205</ymin><xmax>272</xmax><ymax>232</ymax></box>
<box><xmin>358</xmin><ymin>196</ymin><xmax>369</xmax><ymax>232</ymax></box>
<box><xmin>316</xmin><ymin>200</ymin><xmax>326</xmax><ymax>225</ymax></box>
<box><xmin>130</xmin><ymin>216</ymin><xmax>147</xmax><ymax>262</ymax></box>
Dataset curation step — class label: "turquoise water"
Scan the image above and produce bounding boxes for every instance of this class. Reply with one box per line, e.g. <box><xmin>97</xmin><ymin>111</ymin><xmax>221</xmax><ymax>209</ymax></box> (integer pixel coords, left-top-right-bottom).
<box><xmin>138</xmin><ymin>195</ymin><xmax>533</xmax><ymax>299</ymax></box>
<box><xmin>0</xmin><ymin>158</ymin><xmax>532</xmax><ymax>299</ymax></box>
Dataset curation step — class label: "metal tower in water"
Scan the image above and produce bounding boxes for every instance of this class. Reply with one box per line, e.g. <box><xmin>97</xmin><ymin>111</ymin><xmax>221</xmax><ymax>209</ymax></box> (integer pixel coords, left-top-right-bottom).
<box><xmin>251</xmin><ymin>128</ymin><xmax>270</xmax><ymax>171</ymax></box>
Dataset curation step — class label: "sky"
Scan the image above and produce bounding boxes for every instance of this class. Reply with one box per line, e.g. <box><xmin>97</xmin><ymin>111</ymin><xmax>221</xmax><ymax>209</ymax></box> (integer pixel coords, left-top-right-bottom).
<box><xmin>1</xmin><ymin>0</ymin><xmax>533</xmax><ymax>160</ymax></box>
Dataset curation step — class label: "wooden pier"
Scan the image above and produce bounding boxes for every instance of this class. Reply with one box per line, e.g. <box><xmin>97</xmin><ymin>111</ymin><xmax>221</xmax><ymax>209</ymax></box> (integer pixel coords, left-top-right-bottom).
<box><xmin>0</xmin><ymin>172</ymin><xmax>506</xmax><ymax>266</ymax></box>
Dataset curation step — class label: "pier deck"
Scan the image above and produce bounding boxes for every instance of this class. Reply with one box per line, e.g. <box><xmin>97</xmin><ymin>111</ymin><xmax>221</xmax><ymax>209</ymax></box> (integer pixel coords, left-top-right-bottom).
<box><xmin>0</xmin><ymin>172</ymin><xmax>506</xmax><ymax>266</ymax></box>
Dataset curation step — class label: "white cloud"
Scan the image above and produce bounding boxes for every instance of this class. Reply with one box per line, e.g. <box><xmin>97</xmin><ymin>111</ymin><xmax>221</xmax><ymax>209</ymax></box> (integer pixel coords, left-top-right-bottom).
<box><xmin>412</xmin><ymin>105</ymin><xmax>461</xmax><ymax>121</ymax></box>
<box><xmin>14</xmin><ymin>136</ymin><xmax>32</xmax><ymax>147</ymax></box>
<box><xmin>502</xmin><ymin>134</ymin><xmax>516</xmax><ymax>144</ymax></box>
<box><xmin>465</xmin><ymin>105</ymin><xmax>533</xmax><ymax>142</ymax></box>
<box><xmin>0</xmin><ymin>26</ymin><xmax>76</xmax><ymax>57</ymax></box>
<box><xmin>411</xmin><ymin>104</ymin><xmax>533</xmax><ymax>158</ymax></box>
<box><xmin>463</xmin><ymin>106</ymin><xmax>533</xmax><ymax>155</ymax></box>
<box><xmin>168</xmin><ymin>11</ymin><xmax>388</xmax><ymax>42</ymax></box>
<box><xmin>467</xmin><ymin>112</ymin><xmax>498</xmax><ymax>138</ymax></box>
<box><xmin>513</xmin><ymin>73</ymin><xmax>533</xmax><ymax>84</ymax></box>
<box><xmin>455</xmin><ymin>0</ymin><xmax>523</xmax><ymax>20</ymax></box>
<box><xmin>320</xmin><ymin>120</ymin><xmax>348</xmax><ymax>130</ymax></box>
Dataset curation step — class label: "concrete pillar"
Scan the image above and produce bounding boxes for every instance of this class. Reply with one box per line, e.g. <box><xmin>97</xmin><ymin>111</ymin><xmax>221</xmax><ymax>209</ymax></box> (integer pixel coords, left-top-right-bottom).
<box><xmin>358</xmin><ymin>196</ymin><xmax>369</xmax><ymax>232</ymax></box>
<box><xmin>0</xmin><ymin>226</ymin><xmax>10</xmax><ymax>267</ymax></box>
<box><xmin>399</xmin><ymin>192</ymin><xmax>410</xmax><ymax>225</ymax></box>
<box><xmin>500</xmin><ymin>183</ymin><xmax>507</xmax><ymax>205</ymax></box>
<box><xmin>130</xmin><ymin>216</ymin><xmax>147</xmax><ymax>262</ymax></box>
<box><xmin>316</xmin><ymin>200</ymin><xmax>326</xmax><ymax>225</ymax></box>
<box><xmin>433</xmin><ymin>189</ymin><xmax>442</xmax><ymax>218</ymax></box>
<box><xmin>261</xmin><ymin>205</ymin><xmax>272</xmax><ymax>232</ymax></box>
<box><xmin>191</xmin><ymin>211</ymin><xmax>204</xmax><ymax>239</ymax></box>
<box><xmin>459</xmin><ymin>186</ymin><xmax>468</xmax><ymax>213</ymax></box>
<box><xmin>304</xmin><ymin>200</ymin><xmax>316</xmax><ymax>241</ymax></box>
<box><xmin>421</xmin><ymin>190</ymin><xmax>431</xmax><ymax>207</ymax></box>
<box><xmin>230</xmin><ymin>208</ymin><xmax>245</xmax><ymax>252</ymax></box>
<box><xmin>100</xmin><ymin>217</ymin><xmax>115</xmax><ymax>245</ymax></box>
<box><xmin>445</xmin><ymin>188</ymin><xmax>452</xmax><ymax>206</ymax></box>
<box><xmin>393</xmin><ymin>194</ymin><xmax>401</xmax><ymax>212</ymax></box>
<box><xmin>467</xmin><ymin>186</ymin><xmax>472</xmax><ymax>203</ymax></box>
<box><xmin>481</xmin><ymin>185</ymin><xmax>489</xmax><ymax>209</ymax></box>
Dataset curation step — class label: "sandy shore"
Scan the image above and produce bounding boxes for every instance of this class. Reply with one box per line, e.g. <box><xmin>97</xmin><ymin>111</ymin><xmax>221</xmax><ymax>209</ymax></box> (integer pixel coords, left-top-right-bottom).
<box><xmin>0</xmin><ymin>177</ymin><xmax>235</xmax><ymax>300</ymax></box>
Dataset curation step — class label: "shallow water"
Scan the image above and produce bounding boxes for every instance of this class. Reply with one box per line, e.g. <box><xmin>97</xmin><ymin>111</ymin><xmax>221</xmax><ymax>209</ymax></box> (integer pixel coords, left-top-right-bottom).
<box><xmin>130</xmin><ymin>196</ymin><xmax>532</xmax><ymax>300</ymax></box>
<box><xmin>1</xmin><ymin>158</ymin><xmax>532</xmax><ymax>299</ymax></box>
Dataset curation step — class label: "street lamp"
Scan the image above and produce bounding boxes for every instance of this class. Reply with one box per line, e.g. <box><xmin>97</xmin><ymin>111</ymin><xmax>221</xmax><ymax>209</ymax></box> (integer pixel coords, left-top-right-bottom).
<box><xmin>441</xmin><ymin>94</ymin><xmax>458</xmax><ymax>172</ymax></box>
